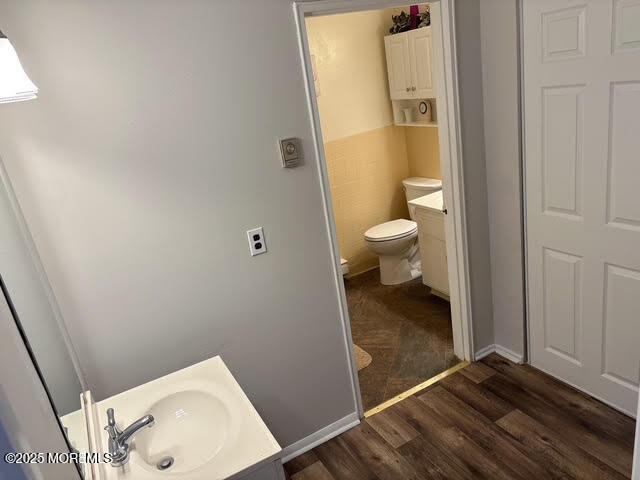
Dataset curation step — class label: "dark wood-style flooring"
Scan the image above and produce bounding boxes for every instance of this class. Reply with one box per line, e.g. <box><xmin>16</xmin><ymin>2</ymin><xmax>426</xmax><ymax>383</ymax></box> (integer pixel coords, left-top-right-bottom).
<box><xmin>285</xmin><ymin>354</ymin><xmax>637</xmax><ymax>480</ymax></box>
<box><xmin>347</xmin><ymin>269</ymin><xmax>458</xmax><ymax>410</ymax></box>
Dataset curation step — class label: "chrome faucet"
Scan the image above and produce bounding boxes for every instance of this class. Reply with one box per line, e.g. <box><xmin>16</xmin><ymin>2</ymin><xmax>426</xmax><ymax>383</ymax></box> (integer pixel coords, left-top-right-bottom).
<box><xmin>104</xmin><ymin>408</ymin><xmax>155</xmax><ymax>467</ymax></box>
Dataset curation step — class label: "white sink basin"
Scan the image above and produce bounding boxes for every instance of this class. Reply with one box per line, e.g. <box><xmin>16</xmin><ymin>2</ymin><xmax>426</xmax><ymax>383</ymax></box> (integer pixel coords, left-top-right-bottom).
<box><xmin>135</xmin><ymin>390</ymin><xmax>231</xmax><ymax>474</ymax></box>
<box><xmin>93</xmin><ymin>356</ymin><xmax>281</xmax><ymax>480</ymax></box>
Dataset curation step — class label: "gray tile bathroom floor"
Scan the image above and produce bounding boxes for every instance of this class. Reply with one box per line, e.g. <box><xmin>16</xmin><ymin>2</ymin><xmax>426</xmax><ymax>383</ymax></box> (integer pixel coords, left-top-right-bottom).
<box><xmin>346</xmin><ymin>269</ymin><xmax>459</xmax><ymax>411</ymax></box>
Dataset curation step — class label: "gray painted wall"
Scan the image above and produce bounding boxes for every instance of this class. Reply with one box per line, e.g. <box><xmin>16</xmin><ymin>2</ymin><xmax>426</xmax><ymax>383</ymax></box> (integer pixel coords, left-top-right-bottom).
<box><xmin>479</xmin><ymin>0</ymin><xmax>526</xmax><ymax>358</ymax></box>
<box><xmin>454</xmin><ymin>0</ymin><xmax>496</xmax><ymax>352</ymax></box>
<box><xmin>0</xmin><ymin>0</ymin><xmax>502</xmax><ymax>448</ymax></box>
<box><xmin>0</xmin><ymin>0</ymin><xmax>357</xmax><ymax>448</ymax></box>
<box><xmin>0</xmin><ymin>166</ymin><xmax>82</xmax><ymax>416</ymax></box>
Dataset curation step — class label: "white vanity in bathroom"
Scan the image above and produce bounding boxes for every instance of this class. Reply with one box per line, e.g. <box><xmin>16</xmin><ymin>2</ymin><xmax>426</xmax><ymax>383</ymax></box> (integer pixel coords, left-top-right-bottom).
<box><xmin>409</xmin><ymin>191</ymin><xmax>449</xmax><ymax>299</ymax></box>
<box><xmin>64</xmin><ymin>356</ymin><xmax>284</xmax><ymax>480</ymax></box>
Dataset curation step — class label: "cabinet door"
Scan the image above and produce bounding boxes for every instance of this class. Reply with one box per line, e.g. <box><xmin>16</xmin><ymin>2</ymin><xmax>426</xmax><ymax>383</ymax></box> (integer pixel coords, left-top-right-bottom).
<box><xmin>416</xmin><ymin>209</ymin><xmax>449</xmax><ymax>296</ymax></box>
<box><xmin>384</xmin><ymin>34</ymin><xmax>412</xmax><ymax>100</ymax></box>
<box><xmin>420</xmin><ymin>234</ymin><xmax>449</xmax><ymax>296</ymax></box>
<box><xmin>408</xmin><ymin>28</ymin><xmax>436</xmax><ymax>99</ymax></box>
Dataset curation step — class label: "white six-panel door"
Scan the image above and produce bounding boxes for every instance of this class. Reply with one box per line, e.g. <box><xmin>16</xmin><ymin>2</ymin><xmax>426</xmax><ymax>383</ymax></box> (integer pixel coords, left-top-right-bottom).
<box><xmin>524</xmin><ymin>0</ymin><xmax>640</xmax><ymax>416</ymax></box>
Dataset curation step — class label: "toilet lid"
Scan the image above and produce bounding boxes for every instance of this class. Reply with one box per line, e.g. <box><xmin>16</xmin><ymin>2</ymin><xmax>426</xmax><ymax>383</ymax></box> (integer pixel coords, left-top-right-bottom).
<box><xmin>364</xmin><ymin>219</ymin><xmax>417</xmax><ymax>242</ymax></box>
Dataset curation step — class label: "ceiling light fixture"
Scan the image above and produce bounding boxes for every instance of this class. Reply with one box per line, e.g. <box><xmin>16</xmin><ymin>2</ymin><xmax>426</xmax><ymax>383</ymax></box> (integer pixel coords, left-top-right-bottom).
<box><xmin>0</xmin><ymin>29</ymin><xmax>38</xmax><ymax>104</ymax></box>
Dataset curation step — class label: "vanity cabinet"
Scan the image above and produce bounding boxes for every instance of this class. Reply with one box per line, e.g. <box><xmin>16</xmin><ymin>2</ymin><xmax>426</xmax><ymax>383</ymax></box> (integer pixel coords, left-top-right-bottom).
<box><xmin>415</xmin><ymin>207</ymin><xmax>449</xmax><ymax>299</ymax></box>
<box><xmin>384</xmin><ymin>27</ymin><xmax>436</xmax><ymax>101</ymax></box>
<box><xmin>237</xmin><ymin>460</ymin><xmax>286</xmax><ymax>480</ymax></box>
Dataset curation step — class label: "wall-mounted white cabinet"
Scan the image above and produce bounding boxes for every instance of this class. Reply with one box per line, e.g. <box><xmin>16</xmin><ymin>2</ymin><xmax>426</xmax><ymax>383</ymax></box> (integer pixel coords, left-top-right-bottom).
<box><xmin>384</xmin><ymin>27</ymin><xmax>436</xmax><ymax>101</ymax></box>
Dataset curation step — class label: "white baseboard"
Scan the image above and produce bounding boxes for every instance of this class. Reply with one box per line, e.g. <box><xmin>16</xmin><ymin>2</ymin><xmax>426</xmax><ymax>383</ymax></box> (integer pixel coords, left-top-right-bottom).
<box><xmin>474</xmin><ymin>344</ymin><xmax>524</xmax><ymax>364</ymax></box>
<box><xmin>281</xmin><ymin>412</ymin><xmax>360</xmax><ymax>463</ymax></box>
<box><xmin>495</xmin><ymin>344</ymin><xmax>524</xmax><ymax>364</ymax></box>
<box><xmin>474</xmin><ymin>344</ymin><xmax>495</xmax><ymax>361</ymax></box>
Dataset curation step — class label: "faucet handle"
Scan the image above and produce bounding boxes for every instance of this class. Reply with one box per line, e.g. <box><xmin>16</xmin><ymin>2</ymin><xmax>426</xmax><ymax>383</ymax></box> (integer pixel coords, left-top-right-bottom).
<box><xmin>104</xmin><ymin>408</ymin><xmax>121</xmax><ymax>439</ymax></box>
<box><xmin>106</xmin><ymin>408</ymin><xmax>116</xmax><ymax>427</ymax></box>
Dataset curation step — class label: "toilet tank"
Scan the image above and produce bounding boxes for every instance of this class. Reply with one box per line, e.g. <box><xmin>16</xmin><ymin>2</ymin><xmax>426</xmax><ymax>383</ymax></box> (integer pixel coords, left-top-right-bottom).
<box><xmin>402</xmin><ymin>177</ymin><xmax>442</xmax><ymax>220</ymax></box>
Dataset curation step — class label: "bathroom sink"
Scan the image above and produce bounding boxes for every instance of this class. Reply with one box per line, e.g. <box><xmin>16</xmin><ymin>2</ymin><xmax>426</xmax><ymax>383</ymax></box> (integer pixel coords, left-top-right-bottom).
<box><xmin>135</xmin><ymin>390</ymin><xmax>231</xmax><ymax>474</ymax></box>
<box><xmin>92</xmin><ymin>356</ymin><xmax>281</xmax><ymax>480</ymax></box>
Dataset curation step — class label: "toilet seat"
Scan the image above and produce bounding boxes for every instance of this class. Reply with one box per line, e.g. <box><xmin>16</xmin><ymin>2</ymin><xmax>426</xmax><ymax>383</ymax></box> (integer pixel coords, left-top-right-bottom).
<box><xmin>364</xmin><ymin>219</ymin><xmax>417</xmax><ymax>242</ymax></box>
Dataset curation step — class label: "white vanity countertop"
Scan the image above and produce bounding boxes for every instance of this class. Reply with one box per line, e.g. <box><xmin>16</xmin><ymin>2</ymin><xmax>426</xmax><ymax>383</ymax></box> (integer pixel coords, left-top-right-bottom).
<box><xmin>408</xmin><ymin>190</ymin><xmax>444</xmax><ymax>213</ymax></box>
<box><xmin>92</xmin><ymin>356</ymin><xmax>281</xmax><ymax>480</ymax></box>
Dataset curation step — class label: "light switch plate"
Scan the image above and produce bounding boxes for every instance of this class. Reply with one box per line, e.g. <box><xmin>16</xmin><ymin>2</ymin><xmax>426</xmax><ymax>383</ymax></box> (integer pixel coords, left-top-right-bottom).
<box><xmin>279</xmin><ymin>138</ymin><xmax>302</xmax><ymax>168</ymax></box>
<box><xmin>246</xmin><ymin>227</ymin><xmax>267</xmax><ymax>256</ymax></box>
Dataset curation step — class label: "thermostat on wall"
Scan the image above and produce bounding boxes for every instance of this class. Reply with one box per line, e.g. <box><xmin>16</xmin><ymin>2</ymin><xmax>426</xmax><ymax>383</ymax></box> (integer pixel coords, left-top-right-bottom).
<box><xmin>279</xmin><ymin>138</ymin><xmax>303</xmax><ymax>168</ymax></box>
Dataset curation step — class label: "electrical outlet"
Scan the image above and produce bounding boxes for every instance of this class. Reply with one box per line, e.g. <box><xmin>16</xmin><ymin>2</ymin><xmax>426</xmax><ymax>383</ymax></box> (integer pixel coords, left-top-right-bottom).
<box><xmin>246</xmin><ymin>227</ymin><xmax>267</xmax><ymax>256</ymax></box>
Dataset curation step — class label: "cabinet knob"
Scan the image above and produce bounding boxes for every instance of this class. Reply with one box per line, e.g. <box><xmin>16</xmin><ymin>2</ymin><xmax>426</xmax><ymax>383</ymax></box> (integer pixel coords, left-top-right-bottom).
<box><xmin>406</xmin><ymin>87</ymin><xmax>411</xmax><ymax>92</ymax></box>
<box><xmin>412</xmin><ymin>86</ymin><xmax>416</xmax><ymax>91</ymax></box>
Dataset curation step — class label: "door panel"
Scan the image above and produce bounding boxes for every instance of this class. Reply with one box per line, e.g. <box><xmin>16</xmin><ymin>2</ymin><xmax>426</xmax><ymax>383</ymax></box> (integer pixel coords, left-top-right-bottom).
<box><xmin>607</xmin><ymin>81</ymin><xmax>640</xmax><ymax>229</ymax></box>
<box><xmin>524</xmin><ymin>0</ymin><xmax>640</xmax><ymax>416</ymax></box>
<box><xmin>541</xmin><ymin>85</ymin><xmax>584</xmax><ymax>218</ymax></box>
<box><xmin>541</xmin><ymin>6</ymin><xmax>586</xmax><ymax>62</ymax></box>
<box><xmin>542</xmin><ymin>248</ymin><xmax>583</xmax><ymax>365</ymax></box>
<box><xmin>603</xmin><ymin>264</ymin><xmax>640</xmax><ymax>389</ymax></box>
<box><xmin>613</xmin><ymin>0</ymin><xmax>640</xmax><ymax>52</ymax></box>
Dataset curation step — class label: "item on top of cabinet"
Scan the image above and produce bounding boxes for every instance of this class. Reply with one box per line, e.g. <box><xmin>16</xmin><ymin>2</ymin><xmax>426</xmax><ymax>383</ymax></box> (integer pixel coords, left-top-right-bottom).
<box><xmin>389</xmin><ymin>11</ymin><xmax>412</xmax><ymax>34</ymax></box>
<box><xmin>403</xmin><ymin>107</ymin><xmax>415</xmax><ymax>123</ymax></box>
<box><xmin>418</xmin><ymin>9</ymin><xmax>431</xmax><ymax>28</ymax></box>
<box><xmin>389</xmin><ymin>9</ymin><xmax>431</xmax><ymax>35</ymax></box>
<box><xmin>410</xmin><ymin>5</ymin><xmax>419</xmax><ymax>29</ymax></box>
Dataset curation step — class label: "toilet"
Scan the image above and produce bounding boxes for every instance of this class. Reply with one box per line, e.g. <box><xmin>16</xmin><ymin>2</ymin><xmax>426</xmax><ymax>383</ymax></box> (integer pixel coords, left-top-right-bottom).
<box><xmin>364</xmin><ymin>177</ymin><xmax>442</xmax><ymax>285</ymax></box>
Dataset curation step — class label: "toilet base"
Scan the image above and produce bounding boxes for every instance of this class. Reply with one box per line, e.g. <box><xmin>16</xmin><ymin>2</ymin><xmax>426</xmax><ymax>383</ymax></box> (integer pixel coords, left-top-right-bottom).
<box><xmin>379</xmin><ymin>245</ymin><xmax>422</xmax><ymax>286</ymax></box>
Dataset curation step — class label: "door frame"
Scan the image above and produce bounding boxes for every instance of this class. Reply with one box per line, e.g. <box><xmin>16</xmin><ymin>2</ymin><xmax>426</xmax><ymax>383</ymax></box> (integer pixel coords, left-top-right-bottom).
<box><xmin>293</xmin><ymin>0</ymin><xmax>475</xmax><ymax>418</ymax></box>
<box><xmin>517</xmin><ymin>0</ymin><xmax>531</xmax><ymax>363</ymax></box>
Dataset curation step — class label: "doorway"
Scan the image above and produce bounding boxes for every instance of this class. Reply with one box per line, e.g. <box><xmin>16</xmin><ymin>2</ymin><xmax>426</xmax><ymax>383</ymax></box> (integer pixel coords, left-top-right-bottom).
<box><xmin>295</xmin><ymin>0</ymin><xmax>473</xmax><ymax>416</ymax></box>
